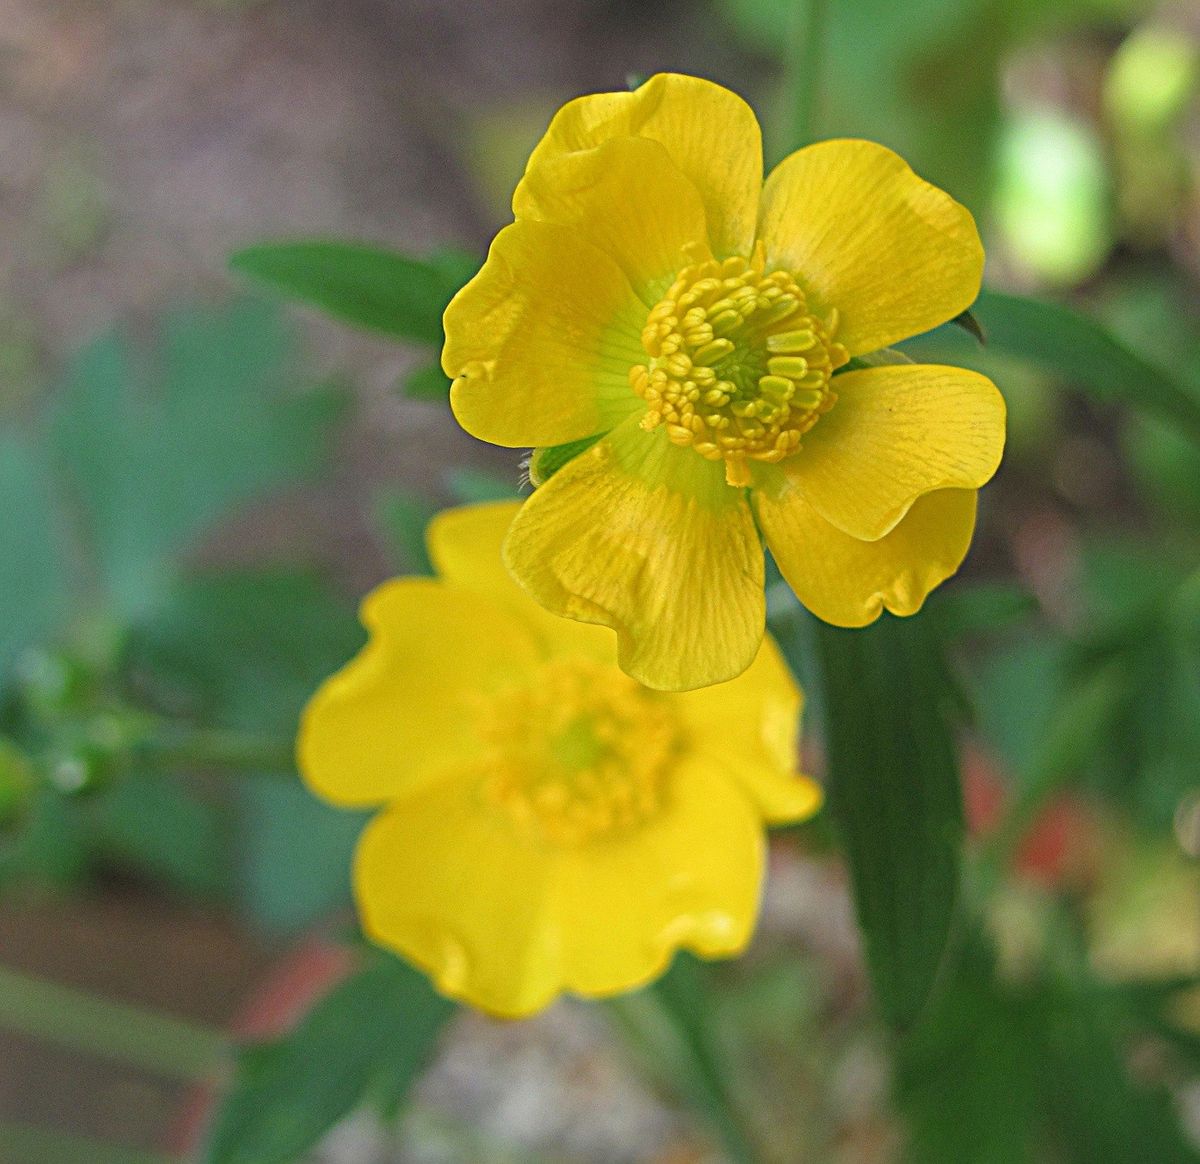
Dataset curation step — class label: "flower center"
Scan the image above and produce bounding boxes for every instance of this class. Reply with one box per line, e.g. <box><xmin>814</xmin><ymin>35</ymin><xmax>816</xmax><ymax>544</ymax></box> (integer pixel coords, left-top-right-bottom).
<box><xmin>631</xmin><ymin>242</ymin><xmax>849</xmax><ymax>487</ymax></box>
<box><xmin>475</xmin><ymin>658</ymin><xmax>681</xmax><ymax>847</ymax></box>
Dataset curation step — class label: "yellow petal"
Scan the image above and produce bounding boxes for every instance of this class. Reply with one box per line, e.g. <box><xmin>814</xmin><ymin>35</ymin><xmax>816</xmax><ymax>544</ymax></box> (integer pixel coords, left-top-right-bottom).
<box><xmin>755</xmin><ymin>485</ymin><xmax>978</xmax><ymax>627</ymax></box>
<box><xmin>355</xmin><ymin>757</ymin><xmax>767</xmax><ymax>1017</ymax></box>
<box><xmin>444</xmin><ymin>220</ymin><xmax>646</xmax><ymax>447</ymax></box>
<box><xmin>669</xmin><ymin>636</ymin><xmax>823</xmax><ymax>824</ymax></box>
<box><xmin>523</xmin><ymin>73</ymin><xmax>761</xmax><ymax>258</ymax></box>
<box><xmin>759</xmin><ymin>139</ymin><xmax>984</xmax><ymax>355</ymax></box>
<box><xmin>354</xmin><ymin>774</ymin><xmax>562</xmax><ymax>1017</ymax></box>
<box><xmin>784</xmin><ymin>364</ymin><xmax>1004</xmax><ymax>541</ymax></box>
<box><xmin>427</xmin><ymin>500</ymin><xmax>615</xmax><ymax>663</ymax></box>
<box><xmin>553</xmin><ymin>756</ymin><xmax>765</xmax><ymax>999</ymax></box>
<box><xmin>503</xmin><ymin>417</ymin><xmax>766</xmax><ymax>692</ymax></box>
<box><xmin>514</xmin><ymin>135</ymin><xmax>712</xmax><ymax>306</ymax></box>
<box><xmin>297</xmin><ymin>579</ymin><xmax>541</xmax><ymax>807</ymax></box>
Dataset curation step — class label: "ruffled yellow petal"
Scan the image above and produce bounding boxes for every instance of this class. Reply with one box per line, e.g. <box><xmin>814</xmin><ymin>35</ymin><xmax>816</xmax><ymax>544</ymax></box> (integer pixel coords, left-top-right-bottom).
<box><xmin>514</xmin><ymin>136</ymin><xmax>712</xmax><ymax>305</ymax></box>
<box><xmin>755</xmin><ymin>485</ymin><xmax>978</xmax><ymax>627</ymax></box>
<box><xmin>781</xmin><ymin>364</ymin><xmax>1004</xmax><ymax>541</ymax></box>
<box><xmin>297</xmin><ymin>579</ymin><xmax>541</xmax><ymax>807</ymax></box>
<box><xmin>759</xmin><ymin>139</ymin><xmax>984</xmax><ymax>355</ymax></box>
<box><xmin>444</xmin><ymin>221</ymin><xmax>646</xmax><ymax>447</ymax></box>
<box><xmin>522</xmin><ymin>73</ymin><xmax>761</xmax><ymax>258</ymax></box>
<box><xmin>503</xmin><ymin>417</ymin><xmax>765</xmax><ymax>692</ymax></box>
<box><xmin>553</xmin><ymin>756</ymin><xmax>765</xmax><ymax>999</ymax></box>
<box><xmin>353</xmin><ymin>774</ymin><xmax>561</xmax><ymax>1017</ymax></box>
<box><xmin>427</xmin><ymin>500</ymin><xmax>615</xmax><ymax>663</ymax></box>
<box><xmin>669</xmin><ymin>636</ymin><xmax>822</xmax><ymax>824</ymax></box>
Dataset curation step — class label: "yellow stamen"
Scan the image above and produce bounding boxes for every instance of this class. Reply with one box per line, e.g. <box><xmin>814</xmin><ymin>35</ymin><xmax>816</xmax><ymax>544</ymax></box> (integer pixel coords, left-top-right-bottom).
<box><xmin>475</xmin><ymin>659</ymin><xmax>681</xmax><ymax>847</ymax></box>
<box><xmin>631</xmin><ymin>243</ymin><xmax>849</xmax><ymax>486</ymax></box>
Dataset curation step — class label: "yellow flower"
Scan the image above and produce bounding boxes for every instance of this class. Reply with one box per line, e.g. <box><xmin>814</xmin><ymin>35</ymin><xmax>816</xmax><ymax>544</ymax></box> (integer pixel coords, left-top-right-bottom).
<box><xmin>298</xmin><ymin>501</ymin><xmax>821</xmax><ymax>1018</ymax></box>
<box><xmin>443</xmin><ymin>73</ymin><xmax>1006</xmax><ymax>692</ymax></box>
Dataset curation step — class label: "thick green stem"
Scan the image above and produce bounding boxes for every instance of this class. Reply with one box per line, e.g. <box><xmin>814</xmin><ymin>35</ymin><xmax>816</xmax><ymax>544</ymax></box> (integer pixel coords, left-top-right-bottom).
<box><xmin>0</xmin><ymin>962</ymin><xmax>228</xmax><ymax>1082</ymax></box>
<box><xmin>790</xmin><ymin>0</ymin><xmax>829</xmax><ymax>149</ymax></box>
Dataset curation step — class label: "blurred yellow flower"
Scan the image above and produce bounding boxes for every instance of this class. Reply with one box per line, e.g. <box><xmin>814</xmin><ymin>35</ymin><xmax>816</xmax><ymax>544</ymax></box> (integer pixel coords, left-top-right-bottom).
<box><xmin>298</xmin><ymin>501</ymin><xmax>821</xmax><ymax>1018</ymax></box>
<box><xmin>444</xmin><ymin>73</ymin><xmax>1006</xmax><ymax>691</ymax></box>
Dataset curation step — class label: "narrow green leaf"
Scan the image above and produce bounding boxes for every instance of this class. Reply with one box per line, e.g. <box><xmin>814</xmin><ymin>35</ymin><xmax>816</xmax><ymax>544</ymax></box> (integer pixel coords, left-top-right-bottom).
<box><xmin>812</xmin><ymin>612</ymin><xmax>964</xmax><ymax>1030</ymax></box>
<box><xmin>203</xmin><ymin>952</ymin><xmax>454</xmax><ymax>1164</ymax></box>
<box><xmin>230</xmin><ymin>241</ymin><xmax>475</xmax><ymax>345</ymax></box>
<box><xmin>906</xmin><ymin>290</ymin><xmax>1200</xmax><ymax>448</ymax></box>
<box><xmin>608</xmin><ymin>955</ymin><xmax>756</xmax><ymax>1164</ymax></box>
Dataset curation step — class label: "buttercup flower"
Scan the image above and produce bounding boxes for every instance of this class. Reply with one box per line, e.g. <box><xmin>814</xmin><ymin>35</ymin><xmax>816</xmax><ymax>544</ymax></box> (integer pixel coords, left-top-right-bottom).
<box><xmin>444</xmin><ymin>73</ymin><xmax>1006</xmax><ymax>691</ymax></box>
<box><xmin>298</xmin><ymin>501</ymin><xmax>821</xmax><ymax>1018</ymax></box>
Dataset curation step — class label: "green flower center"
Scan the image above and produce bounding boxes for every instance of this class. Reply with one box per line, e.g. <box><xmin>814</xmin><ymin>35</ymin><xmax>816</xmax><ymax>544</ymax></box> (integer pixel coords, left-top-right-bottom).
<box><xmin>631</xmin><ymin>242</ymin><xmax>848</xmax><ymax>486</ymax></box>
<box><xmin>476</xmin><ymin>658</ymin><xmax>681</xmax><ymax>847</ymax></box>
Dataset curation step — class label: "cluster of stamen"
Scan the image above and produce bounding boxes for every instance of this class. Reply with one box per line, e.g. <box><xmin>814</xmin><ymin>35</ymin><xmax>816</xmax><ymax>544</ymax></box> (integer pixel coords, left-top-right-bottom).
<box><xmin>631</xmin><ymin>242</ymin><xmax>849</xmax><ymax>486</ymax></box>
<box><xmin>475</xmin><ymin>659</ymin><xmax>681</xmax><ymax>847</ymax></box>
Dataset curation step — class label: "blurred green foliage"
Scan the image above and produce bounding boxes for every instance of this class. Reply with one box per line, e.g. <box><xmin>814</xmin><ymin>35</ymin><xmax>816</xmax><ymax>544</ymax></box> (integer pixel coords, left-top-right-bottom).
<box><xmin>0</xmin><ymin>299</ymin><xmax>363</xmax><ymax>929</ymax></box>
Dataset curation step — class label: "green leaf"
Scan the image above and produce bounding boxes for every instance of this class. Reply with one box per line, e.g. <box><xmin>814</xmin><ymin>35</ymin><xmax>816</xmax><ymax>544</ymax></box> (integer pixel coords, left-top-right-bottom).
<box><xmin>927</xmin><ymin>582</ymin><xmax>1038</xmax><ymax>641</ymax></box>
<box><xmin>897</xmin><ymin>944</ymin><xmax>1045</xmax><ymax>1164</ymax></box>
<box><xmin>905</xmin><ymin>290</ymin><xmax>1200</xmax><ymax>448</ymax></box>
<box><xmin>230</xmin><ymin>241</ymin><xmax>477</xmax><ymax>346</ymax></box>
<box><xmin>90</xmin><ymin>773</ymin><xmax>228</xmax><ymax>898</ymax></box>
<box><xmin>52</xmin><ymin>301</ymin><xmax>344</xmax><ymax>618</ymax></box>
<box><xmin>811</xmin><ymin>612</ymin><xmax>964</xmax><ymax>1030</ymax></box>
<box><xmin>235</xmin><ymin>780</ymin><xmax>366</xmax><ymax>933</ymax></box>
<box><xmin>203</xmin><ymin>951</ymin><xmax>454</xmax><ymax>1164</ymax></box>
<box><xmin>128</xmin><ymin>569</ymin><xmax>368</xmax><ymax>930</ymax></box>
<box><xmin>608</xmin><ymin>955</ymin><xmax>756</xmax><ymax>1164</ymax></box>
<box><xmin>527</xmin><ymin>433</ymin><xmax>605</xmax><ymax>485</ymax></box>
<box><xmin>130</xmin><ymin>569</ymin><xmax>364</xmax><ymax>737</ymax></box>
<box><xmin>375</xmin><ymin>491</ymin><xmax>436</xmax><ymax>575</ymax></box>
<box><xmin>897</xmin><ymin>939</ymin><xmax>1200</xmax><ymax>1164</ymax></box>
<box><xmin>1041</xmin><ymin>979</ymin><xmax>1200</xmax><ymax>1164</ymax></box>
<box><xmin>0</xmin><ymin>436</ymin><xmax>68</xmax><ymax>687</ymax></box>
<box><xmin>400</xmin><ymin>360</ymin><xmax>452</xmax><ymax>401</ymax></box>
<box><xmin>446</xmin><ymin>466</ymin><xmax>520</xmax><ymax>503</ymax></box>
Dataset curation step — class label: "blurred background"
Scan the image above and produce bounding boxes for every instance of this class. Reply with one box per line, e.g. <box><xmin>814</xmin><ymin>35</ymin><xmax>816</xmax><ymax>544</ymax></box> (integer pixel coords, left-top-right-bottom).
<box><xmin>1</xmin><ymin>0</ymin><xmax>1199</xmax><ymax>1161</ymax></box>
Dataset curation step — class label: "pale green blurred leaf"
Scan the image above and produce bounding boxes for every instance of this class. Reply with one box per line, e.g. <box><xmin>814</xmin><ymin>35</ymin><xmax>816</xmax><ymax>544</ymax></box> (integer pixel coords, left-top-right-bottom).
<box><xmin>52</xmin><ymin>301</ymin><xmax>344</xmax><ymax>619</ymax></box>
<box><xmin>0</xmin><ymin>436</ymin><xmax>68</xmax><ymax>687</ymax></box>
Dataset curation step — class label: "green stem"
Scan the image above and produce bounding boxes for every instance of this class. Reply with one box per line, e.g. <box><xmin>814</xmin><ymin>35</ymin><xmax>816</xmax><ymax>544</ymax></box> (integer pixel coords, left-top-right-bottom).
<box><xmin>134</xmin><ymin>727</ymin><xmax>296</xmax><ymax>775</ymax></box>
<box><xmin>0</xmin><ymin>962</ymin><xmax>228</xmax><ymax>1081</ymax></box>
<box><xmin>790</xmin><ymin>0</ymin><xmax>829</xmax><ymax>149</ymax></box>
<box><xmin>0</xmin><ymin>1121</ymin><xmax>175</xmax><ymax>1164</ymax></box>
